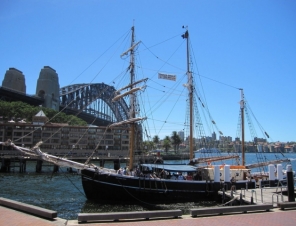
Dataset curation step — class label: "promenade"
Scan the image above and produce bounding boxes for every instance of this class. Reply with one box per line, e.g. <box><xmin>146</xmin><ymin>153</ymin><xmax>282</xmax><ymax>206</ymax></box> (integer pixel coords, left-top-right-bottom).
<box><xmin>1</xmin><ymin>205</ymin><xmax>296</xmax><ymax>226</ymax></box>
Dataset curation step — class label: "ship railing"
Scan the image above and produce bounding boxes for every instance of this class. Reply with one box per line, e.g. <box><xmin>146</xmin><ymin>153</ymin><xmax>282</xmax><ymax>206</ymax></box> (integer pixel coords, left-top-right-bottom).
<box><xmin>240</xmin><ymin>188</ymin><xmax>246</xmax><ymax>197</ymax></box>
<box><xmin>272</xmin><ymin>193</ymin><xmax>284</xmax><ymax>206</ymax></box>
<box><xmin>259</xmin><ymin>185</ymin><xmax>285</xmax><ymax>204</ymax></box>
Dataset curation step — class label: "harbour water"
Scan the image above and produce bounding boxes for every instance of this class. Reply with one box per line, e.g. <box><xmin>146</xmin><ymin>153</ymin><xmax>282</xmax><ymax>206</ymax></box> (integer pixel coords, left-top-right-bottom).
<box><xmin>1</xmin><ymin>153</ymin><xmax>295</xmax><ymax>220</ymax></box>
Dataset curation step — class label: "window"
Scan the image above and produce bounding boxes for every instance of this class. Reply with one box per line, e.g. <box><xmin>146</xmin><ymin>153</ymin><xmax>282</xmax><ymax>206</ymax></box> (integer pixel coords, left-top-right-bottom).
<box><xmin>78</xmin><ymin>140</ymin><xmax>87</xmax><ymax>144</ymax></box>
<box><xmin>97</xmin><ymin>135</ymin><xmax>104</xmax><ymax>139</ymax></box>
<box><xmin>14</xmin><ymin>132</ymin><xmax>22</xmax><ymax>136</ymax></box>
<box><xmin>24</xmin><ymin>132</ymin><xmax>32</xmax><ymax>136</ymax></box>
<box><xmin>42</xmin><ymin>133</ymin><xmax>51</xmax><ymax>137</ymax></box>
<box><xmin>52</xmin><ymin>133</ymin><xmax>60</xmax><ymax>138</ymax></box>
<box><xmin>106</xmin><ymin>140</ymin><xmax>113</xmax><ymax>145</ymax></box>
<box><xmin>70</xmin><ymin>139</ymin><xmax>78</xmax><ymax>143</ymax></box>
<box><xmin>114</xmin><ymin>135</ymin><xmax>121</xmax><ymax>139</ymax></box>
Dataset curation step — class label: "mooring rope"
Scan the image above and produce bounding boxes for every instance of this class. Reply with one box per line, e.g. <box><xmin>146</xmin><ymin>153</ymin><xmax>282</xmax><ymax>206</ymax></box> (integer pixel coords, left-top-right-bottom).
<box><xmin>219</xmin><ymin>195</ymin><xmax>240</xmax><ymax>206</ymax></box>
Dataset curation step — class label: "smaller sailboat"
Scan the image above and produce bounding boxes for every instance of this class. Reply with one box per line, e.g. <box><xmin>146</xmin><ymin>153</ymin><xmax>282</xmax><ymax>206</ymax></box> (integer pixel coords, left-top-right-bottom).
<box><xmin>192</xmin><ymin>88</ymin><xmax>292</xmax><ymax>188</ymax></box>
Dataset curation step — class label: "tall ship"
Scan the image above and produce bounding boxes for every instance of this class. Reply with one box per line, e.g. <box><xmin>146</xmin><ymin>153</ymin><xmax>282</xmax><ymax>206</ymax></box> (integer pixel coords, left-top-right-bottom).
<box><xmin>1</xmin><ymin>26</ymin><xmax>292</xmax><ymax>204</ymax></box>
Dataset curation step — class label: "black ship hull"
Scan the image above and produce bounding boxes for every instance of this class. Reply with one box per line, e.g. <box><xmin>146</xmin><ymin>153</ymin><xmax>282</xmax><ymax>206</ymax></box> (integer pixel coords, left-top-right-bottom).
<box><xmin>81</xmin><ymin>169</ymin><xmax>221</xmax><ymax>204</ymax></box>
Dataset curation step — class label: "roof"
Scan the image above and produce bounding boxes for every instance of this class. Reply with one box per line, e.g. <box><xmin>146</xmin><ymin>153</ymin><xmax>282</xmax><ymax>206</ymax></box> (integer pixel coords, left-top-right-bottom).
<box><xmin>141</xmin><ymin>164</ymin><xmax>197</xmax><ymax>172</ymax></box>
<box><xmin>35</xmin><ymin>110</ymin><xmax>47</xmax><ymax>117</ymax></box>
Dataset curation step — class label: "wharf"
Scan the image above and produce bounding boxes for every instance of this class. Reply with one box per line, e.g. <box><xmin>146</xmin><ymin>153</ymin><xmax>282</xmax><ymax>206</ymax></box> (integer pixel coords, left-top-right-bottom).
<box><xmin>220</xmin><ymin>186</ymin><xmax>295</xmax><ymax>207</ymax></box>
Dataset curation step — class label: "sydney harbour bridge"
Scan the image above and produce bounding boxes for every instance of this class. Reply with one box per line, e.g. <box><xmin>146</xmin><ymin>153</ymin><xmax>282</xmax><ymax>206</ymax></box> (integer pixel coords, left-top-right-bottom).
<box><xmin>59</xmin><ymin>83</ymin><xmax>129</xmax><ymax>126</ymax></box>
<box><xmin>0</xmin><ymin>67</ymin><xmax>130</xmax><ymax>127</ymax></box>
<box><xmin>0</xmin><ymin>83</ymin><xmax>130</xmax><ymax>127</ymax></box>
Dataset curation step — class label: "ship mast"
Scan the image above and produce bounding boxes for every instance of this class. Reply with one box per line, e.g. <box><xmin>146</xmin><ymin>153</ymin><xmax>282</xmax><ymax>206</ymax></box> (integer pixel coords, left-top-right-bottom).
<box><xmin>128</xmin><ymin>26</ymin><xmax>136</xmax><ymax>170</ymax></box>
<box><xmin>182</xmin><ymin>28</ymin><xmax>193</xmax><ymax>160</ymax></box>
<box><xmin>240</xmin><ymin>88</ymin><xmax>245</xmax><ymax>166</ymax></box>
<box><xmin>112</xmin><ymin>26</ymin><xmax>144</xmax><ymax>171</ymax></box>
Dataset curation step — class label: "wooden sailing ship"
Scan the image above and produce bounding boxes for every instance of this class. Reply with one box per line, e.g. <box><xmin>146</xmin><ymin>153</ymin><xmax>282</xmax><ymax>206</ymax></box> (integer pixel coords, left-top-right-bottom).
<box><xmin>1</xmin><ymin>26</ymin><xmax>292</xmax><ymax>204</ymax></box>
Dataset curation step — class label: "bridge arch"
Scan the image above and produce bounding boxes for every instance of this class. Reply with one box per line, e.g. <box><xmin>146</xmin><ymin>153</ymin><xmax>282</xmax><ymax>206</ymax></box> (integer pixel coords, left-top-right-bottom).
<box><xmin>59</xmin><ymin>83</ymin><xmax>129</xmax><ymax>124</ymax></box>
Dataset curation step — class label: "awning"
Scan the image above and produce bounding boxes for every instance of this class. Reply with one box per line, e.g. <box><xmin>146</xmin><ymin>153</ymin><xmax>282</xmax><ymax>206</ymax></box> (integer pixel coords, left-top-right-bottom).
<box><xmin>141</xmin><ymin>164</ymin><xmax>197</xmax><ymax>172</ymax></box>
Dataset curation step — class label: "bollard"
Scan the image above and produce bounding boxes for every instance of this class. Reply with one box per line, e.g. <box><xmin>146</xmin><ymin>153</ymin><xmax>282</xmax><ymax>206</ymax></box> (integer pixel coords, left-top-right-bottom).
<box><xmin>286</xmin><ymin>165</ymin><xmax>295</xmax><ymax>202</ymax></box>
<box><xmin>251</xmin><ymin>190</ymin><xmax>254</xmax><ymax>204</ymax></box>
<box><xmin>240</xmin><ymin>193</ymin><xmax>243</xmax><ymax>205</ymax></box>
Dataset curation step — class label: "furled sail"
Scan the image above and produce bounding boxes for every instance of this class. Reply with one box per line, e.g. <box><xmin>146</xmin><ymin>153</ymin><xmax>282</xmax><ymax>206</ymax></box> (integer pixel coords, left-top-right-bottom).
<box><xmin>193</xmin><ymin>155</ymin><xmax>240</xmax><ymax>164</ymax></box>
<box><xmin>114</xmin><ymin>78</ymin><xmax>148</xmax><ymax>95</ymax></box>
<box><xmin>246</xmin><ymin>158</ymin><xmax>291</xmax><ymax>169</ymax></box>
<box><xmin>112</xmin><ymin>86</ymin><xmax>145</xmax><ymax>102</ymax></box>
<box><xmin>108</xmin><ymin>117</ymin><xmax>147</xmax><ymax>127</ymax></box>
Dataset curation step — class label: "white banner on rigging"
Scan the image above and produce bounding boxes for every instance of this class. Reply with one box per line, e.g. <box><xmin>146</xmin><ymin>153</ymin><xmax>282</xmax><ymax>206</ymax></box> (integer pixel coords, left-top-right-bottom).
<box><xmin>158</xmin><ymin>73</ymin><xmax>176</xmax><ymax>81</ymax></box>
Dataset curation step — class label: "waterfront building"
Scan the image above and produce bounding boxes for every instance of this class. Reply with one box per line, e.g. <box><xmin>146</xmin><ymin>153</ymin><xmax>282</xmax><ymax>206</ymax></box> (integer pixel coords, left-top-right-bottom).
<box><xmin>178</xmin><ymin>130</ymin><xmax>184</xmax><ymax>142</ymax></box>
<box><xmin>220</xmin><ymin>135</ymin><xmax>232</xmax><ymax>142</ymax></box>
<box><xmin>1</xmin><ymin>66</ymin><xmax>145</xmax><ymax>158</ymax></box>
<box><xmin>0</xmin><ymin>111</ymin><xmax>141</xmax><ymax>158</ymax></box>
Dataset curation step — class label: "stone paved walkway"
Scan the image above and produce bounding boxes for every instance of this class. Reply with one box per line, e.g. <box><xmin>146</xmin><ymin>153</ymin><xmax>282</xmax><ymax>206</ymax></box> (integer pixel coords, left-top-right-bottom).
<box><xmin>1</xmin><ymin>205</ymin><xmax>296</xmax><ymax>226</ymax></box>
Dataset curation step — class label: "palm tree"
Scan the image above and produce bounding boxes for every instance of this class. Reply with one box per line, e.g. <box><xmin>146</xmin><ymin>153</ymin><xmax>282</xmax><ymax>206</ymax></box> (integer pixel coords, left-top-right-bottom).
<box><xmin>142</xmin><ymin>140</ymin><xmax>154</xmax><ymax>153</ymax></box>
<box><xmin>171</xmin><ymin>131</ymin><xmax>181</xmax><ymax>153</ymax></box>
<box><xmin>162</xmin><ymin>136</ymin><xmax>171</xmax><ymax>153</ymax></box>
<box><xmin>153</xmin><ymin>135</ymin><xmax>160</xmax><ymax>149</ymax></box>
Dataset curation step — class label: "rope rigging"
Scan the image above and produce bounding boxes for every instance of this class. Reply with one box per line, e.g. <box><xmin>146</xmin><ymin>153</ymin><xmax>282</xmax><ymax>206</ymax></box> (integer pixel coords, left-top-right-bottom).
<box><xmin>234</xmin><ymin>92</ymin><xmax>291</xmax><ymax>173</ymax></box>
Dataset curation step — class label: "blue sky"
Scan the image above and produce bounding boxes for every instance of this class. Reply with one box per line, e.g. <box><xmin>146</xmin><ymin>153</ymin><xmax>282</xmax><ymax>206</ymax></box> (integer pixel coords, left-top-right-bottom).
<box><xmin>1</xmin><ymin>0</ymin><xmax>295</xmax><ymax>143</ymax></box>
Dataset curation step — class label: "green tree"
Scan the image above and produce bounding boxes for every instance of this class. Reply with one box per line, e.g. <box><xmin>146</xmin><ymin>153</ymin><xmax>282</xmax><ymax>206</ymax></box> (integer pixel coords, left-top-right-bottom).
<box><xmin>162</xmin><ymin>136</ymin><xmax>171</xmax><ymax>153</ymax></box>
<box><xmin>171</xmin><ymin>131</ymin><xmax>181</xmax><ymax>153</ymax></box>
<box><xmin>142</xmin><ymin>140</ymin><xmax>154</xmax><ymax>152</ymax></box>
<box><xmin>152</xmin><ymin>135</ymin><xmax>160</xmax><ymax>149</ymax></box>
<box><xmin>0</xmin><ymin>101</ymin><xmax>87</xmax><ymax>126</ymax></box>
